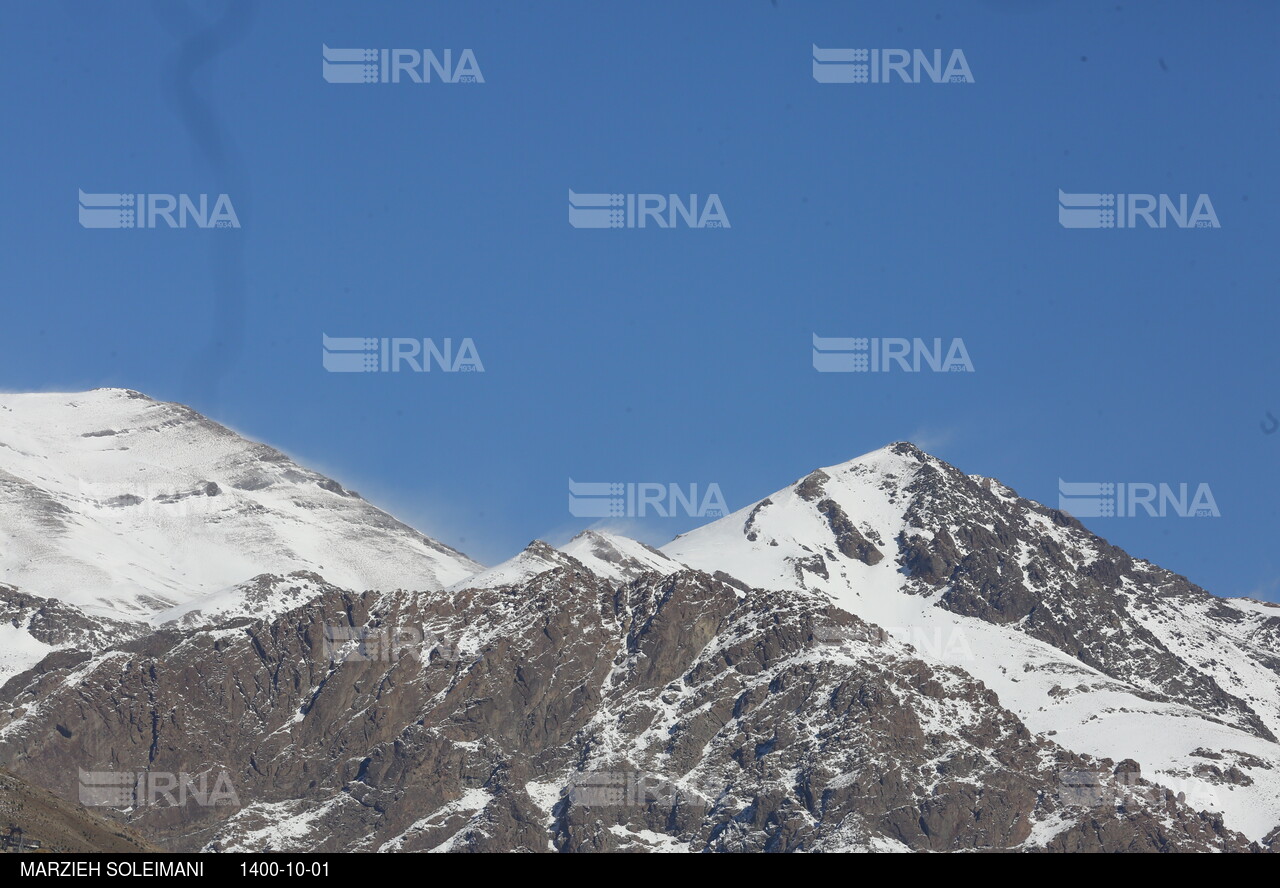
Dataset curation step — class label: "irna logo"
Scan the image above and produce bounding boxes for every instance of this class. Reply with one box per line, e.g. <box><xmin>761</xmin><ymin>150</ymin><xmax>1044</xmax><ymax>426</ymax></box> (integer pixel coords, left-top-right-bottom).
<box><xmin>1059</xmin><ymin>769</ymin><xmax>1222</xmax><ymax>813</ymax></box>
<box><xmin>78</xmin><ymin>191</ymin><xmax>240</xmax><ymax>229</ymax></box>
<box><xmin>1058</xmin><ymin>190</ymin><xmax>1220</xmax><ymax>229</ymax></box>
<box><xmin>78</xmin><ymin>770</ymin><xmax>240</xmax><ymax>809</ymax></box>
<box><xmin>567</xmin><ymin>771</ymin><xmax>708</xmax><ymax>810</ymax></box>
<box><xmin>321</xmin><ymin>625</ymin><xmax>465</xmax><ymax>664</ymax></box>
<box><xmin>568</xmin><ymin>191</ymin><xmax>729</xmax><ymax>229</ymax></box>
<box><xmin>812</xmin><ymin>335</ymin><xmax>974</xmax><ymax>373</ymax></box>
<box><xmin>812</xmin><ymin>46</ymin><xmax>974</xmax><ymax>83</ymax></box>
<box><xmin>322</xmin><ymin>335</ymin><xmax>484</xmax><ymax>373</ymax></box>
<box><xmin>1057</xmin><ymin>480</ymin><xmax>1220</xmax><ymax>518</ymax></box>
<box><xmin>568</xmin><ymin>480</ymin><xmax>728</xmax><ymax>518</ymax></box>
<box><xmin>322</xmin><ymin>45</ymin><xmax>483</xmax><ymax>83</ymax></box>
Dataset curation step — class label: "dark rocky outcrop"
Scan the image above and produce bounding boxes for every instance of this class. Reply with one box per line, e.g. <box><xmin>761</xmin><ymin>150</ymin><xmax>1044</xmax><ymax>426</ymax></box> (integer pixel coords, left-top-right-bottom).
<box><xmin>0</xmin><ymin>569</ymin><xmax>1262</xmax><ymax>852</ymax></box>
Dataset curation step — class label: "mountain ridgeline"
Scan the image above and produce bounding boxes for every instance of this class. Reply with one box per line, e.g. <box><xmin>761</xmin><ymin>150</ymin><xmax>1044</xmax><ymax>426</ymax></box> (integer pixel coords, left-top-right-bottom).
<box><xmin>0</xmin><ymin>391</ymin><xmax>1276</xmax><ymax>852</ymax></box>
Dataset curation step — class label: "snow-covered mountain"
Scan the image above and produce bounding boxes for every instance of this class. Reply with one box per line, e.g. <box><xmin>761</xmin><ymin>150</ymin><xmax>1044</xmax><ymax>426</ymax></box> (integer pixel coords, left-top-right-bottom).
<box><xmin>453</xmin><ymin>532</ymin><xmax>684</xmax><ymax>592</ymax></box>
<box><xmin>448</xmin><ymin>540</ymin><xmax>581</xmax><ymax>591</ymax></box>
<box><xmin>0</xmin><ymin>389</ymin><xmax>481</xmax><ymax>618</ymax></box>
<box><xmin>2</xmin><ymin>393</ymin><xmax>1278</xmax><ymax>852</ymax></box>
<box><xmin>560</xmin><ymin>530</ymin><xmax>685</xmax><ymax>585</ymax></box>
<box><xmin>663</xmin><ymin>442</ymin><xmax>1280</xmax><ymax>841</ymax></box>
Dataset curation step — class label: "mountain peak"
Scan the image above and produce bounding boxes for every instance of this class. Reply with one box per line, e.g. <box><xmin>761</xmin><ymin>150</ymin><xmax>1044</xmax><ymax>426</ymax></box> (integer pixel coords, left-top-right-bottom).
<box><xmin>0</xmin><ymin>390</ymin><xmax>480</xmax><ymax>616</ymax></box>
<box><xmin>451</xmin><ymin>539</ymin><xmax>582</xmax><ymax>590</ymax></box>
<box><xmin>87</xmin><ymin>387</ymin><xmax>152</xmax><ymax>399</ymax></box>
<box><xmin>886</xmin><ymin>439</ymin><xmax>927</xmax><ymax>458</ymax></box>
<box><xmin>560</xmin><ymin>529</ymin><xmax>684</xmax><ymax>584</ymax></box>
<box><xmin>664</xmin><ymin>443</ymin><xmax>1280</xmax><ymax>842</ymax></box>
<box><xmin>833</xmin><ymin>440</ymin><xmax>933</xmax><ymax>471</ymax></box>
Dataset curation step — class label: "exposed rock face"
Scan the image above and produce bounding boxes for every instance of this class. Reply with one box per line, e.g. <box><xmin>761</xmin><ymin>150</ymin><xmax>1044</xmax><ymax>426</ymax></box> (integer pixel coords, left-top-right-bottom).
<box><xmin>795</xmin><ymin>470</ymin><xmax>831</xmax><ymax>503</ymax></box>
<box><xmin>0</xmin><ymin>568</ymin><xmax>1263</xmax><ymax>852</ymax></box>
<box><xmin>896</xmin><ymin>457</ymin><xmax>1279</xmax><ymax>743</ymax></box>
<box><xmin>0</xmin><ymin>585</ymin><xmax>148</xmax><ymax>691</ymax></box>
<box><xmin>0</xmin><ymin>768</ymin><xmax>160</xmax><ymax>852</ymax></box>
<box><xmin>816</xmin><ymin>498</ymin><xmax>883</xmax><ymax>565</ymax></box>
<box><xmin>0</xmin><ymin>586</ymin><xmax>143</xmax><ymax>654</ymax></box>
<box><xmin>743</xmin><ymin>498</ymin><xmax>773</xmax><ymax>542</ymax></box>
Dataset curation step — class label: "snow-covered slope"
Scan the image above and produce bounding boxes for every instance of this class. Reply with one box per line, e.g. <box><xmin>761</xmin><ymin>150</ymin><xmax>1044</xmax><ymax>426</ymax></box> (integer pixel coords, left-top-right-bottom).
<box><xmin>663</xmin><ymin>442</ymin><xmax>1280</xmax><ymax>841</ymax></box>
<box><xmin>664</xmin><ymin>444</ymin><xmax>913</xmax><ymax>603</ymax></box>
<box><xmin>0</xmin><ymin>389</ymin><xmax>480</xmax><ymax>617</ymax></box>
<box><xmin>0</xmin><ymin>582</ymin><xmax>145</xmax><ymax>688</ymax></box>
<box><xmin>450</xmin><ymin>532</ymin><xmax>684</xmax><ymax>592</ymax></box>
<box><xmin>449</xmin><ymin>541</ymin><xmax>581</xmax><ymax>591</ymax></box>
<box><xmin>149</xmin><ymin>572</ymin><xmax>336</xmax><ymax>629</ymax></box>
<box><xmin>559</xmin><ymin>531</ymin><xmax>684</xmax><ymax>585</ymax></box>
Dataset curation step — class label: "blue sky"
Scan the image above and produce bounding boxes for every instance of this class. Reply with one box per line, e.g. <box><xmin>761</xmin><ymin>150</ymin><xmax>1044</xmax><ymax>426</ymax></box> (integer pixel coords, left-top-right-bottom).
<box><xmin>3</xmin><ymin>0</ymin><xmax>1278</xmax><ymax>599</ymax></box>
